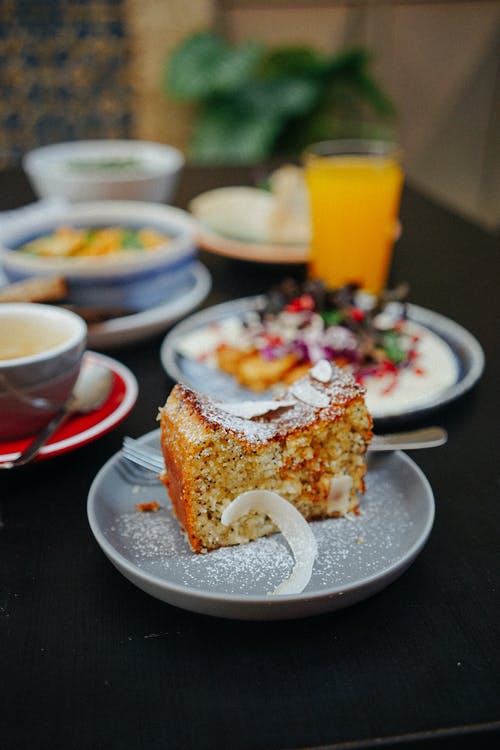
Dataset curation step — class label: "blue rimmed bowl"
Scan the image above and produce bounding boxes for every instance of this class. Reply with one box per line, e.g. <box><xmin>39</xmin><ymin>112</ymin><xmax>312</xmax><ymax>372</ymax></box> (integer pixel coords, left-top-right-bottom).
<box><xmin>0</xmin><ymin>200</ymin><xmax>197</xmax><ymax>311</ymax></box>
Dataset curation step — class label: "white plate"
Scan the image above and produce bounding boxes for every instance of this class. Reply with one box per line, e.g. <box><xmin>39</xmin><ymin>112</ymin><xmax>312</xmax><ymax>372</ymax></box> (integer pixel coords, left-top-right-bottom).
<box><xmin>190</xmin><ymin>186</ymin><xmax>309</xmax><ymax>263</ymax></box>
<box><xmin>87</xmin><ymin>261</ymin><xmax>211</xmax><ymax>349</ymax></box>
<box><xmin>87</xmin><ymin>430</ymin><xmax>434</xmax><ymax>620</ymax></box>
<box><xmin>160</xmin><ymin>296</ymin><xmax>484</xmax><ymax>424</ymax></box>
<box><xmin>194</xmin><ymin>225</ymin><xmax>309</xmax><ymax>264</ymax></box>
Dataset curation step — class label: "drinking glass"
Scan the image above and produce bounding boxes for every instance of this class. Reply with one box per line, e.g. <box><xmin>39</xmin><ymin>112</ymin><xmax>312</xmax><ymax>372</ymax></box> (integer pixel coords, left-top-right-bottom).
<box><xmin>303</xmin><ymin>139</ymin><xmax>404</xmax><ymax>294</ymax></box>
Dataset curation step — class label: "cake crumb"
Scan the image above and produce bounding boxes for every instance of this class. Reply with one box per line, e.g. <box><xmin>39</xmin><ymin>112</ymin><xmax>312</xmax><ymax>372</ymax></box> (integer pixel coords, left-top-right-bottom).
<box><xmin>135</xmin><ymin>501</ymin><xmax>161</xmax><ymax>513</ymax></box>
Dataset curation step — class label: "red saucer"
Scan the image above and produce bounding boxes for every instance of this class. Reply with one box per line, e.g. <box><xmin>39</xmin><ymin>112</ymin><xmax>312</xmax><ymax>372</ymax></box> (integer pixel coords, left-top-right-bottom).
<box><xmin>0</xmin><ymin>351</ymin><xmax>138</xmax><ymax>464</ymax></box>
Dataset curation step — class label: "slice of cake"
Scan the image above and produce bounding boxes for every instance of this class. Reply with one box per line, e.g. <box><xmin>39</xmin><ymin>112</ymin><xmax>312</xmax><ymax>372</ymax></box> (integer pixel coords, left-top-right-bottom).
<box><xmin>158</xmin><ymin>360</ymin><xmax>373</xmax><ymax>553</ymax></box>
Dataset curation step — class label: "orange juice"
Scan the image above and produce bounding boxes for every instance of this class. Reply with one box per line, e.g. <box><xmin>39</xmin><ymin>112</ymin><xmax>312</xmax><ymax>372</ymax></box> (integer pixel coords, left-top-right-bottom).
<box><xmin>304</xmin><ymin>143</ymin><xmax>403</xmax><ymax>293</ymax></box>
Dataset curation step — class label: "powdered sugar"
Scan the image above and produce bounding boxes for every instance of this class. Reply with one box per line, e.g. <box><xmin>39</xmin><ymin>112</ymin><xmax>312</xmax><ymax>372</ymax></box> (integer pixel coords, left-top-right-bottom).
<box><xmin>112</xmin><ymin>508</ymin><xmax>189</xmax><ymax>560</ymax></box>
<box><xmin>213</xmin><ymin>398</ymin><xmax>296</xmax><ymax>419</ymax></box>
<box><xmin>177</xmin><ymin>363</ymin><xmax>363</xmax><ymax>445</ymax></box>
<box><xmin>104</xmin><ymin>464</ymin><xmax>419</xmax><ymax>598</ymax></box>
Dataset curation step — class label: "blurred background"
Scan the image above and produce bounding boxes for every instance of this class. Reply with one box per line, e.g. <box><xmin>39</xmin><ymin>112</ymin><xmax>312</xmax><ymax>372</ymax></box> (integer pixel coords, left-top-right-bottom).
<box><xmin>0</xmin><ymin>0</ymin><xmax>498</xmax><ymax>232</ymax></box>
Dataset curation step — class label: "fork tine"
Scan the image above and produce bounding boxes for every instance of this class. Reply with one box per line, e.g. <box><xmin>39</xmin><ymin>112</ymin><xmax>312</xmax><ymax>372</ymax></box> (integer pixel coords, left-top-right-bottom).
<box><xmin>121</xmin><ymin>448</ymin><xmax>163</xmax><ymax>473</ymax></box>
<box><xmin>122</xmin><ymin>436</ymin><xmax>163</xmax><ymax>459</ymax></box>
<box><xmin>121</xmin><ymin>437</ymin><xmax>165</xmax><ymax>473</ymax></box>
<box><xmin>116</xmin><ymin>458</ymin><xmax>160</xmax><ymax>486</ymax></box>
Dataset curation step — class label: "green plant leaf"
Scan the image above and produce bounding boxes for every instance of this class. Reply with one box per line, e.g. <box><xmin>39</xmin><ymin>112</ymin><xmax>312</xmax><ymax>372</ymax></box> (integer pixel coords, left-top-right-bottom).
<box><xmin>260</xmin><ymin>46</ymin><xmax>329</xmax><ymax>77</ymax></box>
<box><xmin>165</xmin><ymin>31</ymin><xmax>262</xmax><ymax>100</ymax></box>
<box><xmin>351</xmin><ymin>69</ymin><xmax>396</xmax><ymax>117</ymax></box>
<box><xmin>164</xmin><ymin>32</ymin><xmax>398</xmax><ymax>164</ymax></box>
<box><xmin>242</xmin><ymin>76</ymin><xmax>322</xmax><ymax>118</ymax></box>
<box><xmin>326</xmin><ymin>48</ymin><xmax>376</xmax><ymax>79</ymax></box>
<box><xmin>325</xmin><ymin>48</ymin><xmax>396</xmax><ymax>116</ymax></box>
<box><xmin>189</xmin><ymin>101</ymin><xmax>283</xmax><ymax>164</ymax></box>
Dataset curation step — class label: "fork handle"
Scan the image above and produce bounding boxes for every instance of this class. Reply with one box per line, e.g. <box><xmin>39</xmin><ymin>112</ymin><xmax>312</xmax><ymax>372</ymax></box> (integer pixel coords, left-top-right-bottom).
<box><xmin>370</xmin><ymin>426</ymin><xmax>447</xmax><ymax>452</ymax></box>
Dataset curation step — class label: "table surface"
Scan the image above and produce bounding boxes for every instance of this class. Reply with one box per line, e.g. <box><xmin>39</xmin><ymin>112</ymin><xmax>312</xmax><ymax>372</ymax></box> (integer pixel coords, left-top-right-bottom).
<box><xmin>1</xmin><ymin>167</ymin><xmax>499</xmax><ymax>750</ymax></box>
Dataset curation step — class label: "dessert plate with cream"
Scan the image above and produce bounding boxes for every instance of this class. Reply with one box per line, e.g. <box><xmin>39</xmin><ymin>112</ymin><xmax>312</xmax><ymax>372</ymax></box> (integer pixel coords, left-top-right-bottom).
<box><xmin>160</xmin><ymin>296</ymin><xmax>484</xmax><ymax>424</ymax></box>
<box><xmin>87</xmin><ymin>429</ymin><xmax>435</xmax><ymax>621</ymax></box>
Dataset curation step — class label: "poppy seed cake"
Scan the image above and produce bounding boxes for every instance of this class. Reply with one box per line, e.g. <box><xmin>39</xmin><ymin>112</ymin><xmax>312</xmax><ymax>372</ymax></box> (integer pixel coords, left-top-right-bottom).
<box><xmin>159</xmin><ymin>361</ymin><xmax>373</xmax><ymax>553</ymax></box>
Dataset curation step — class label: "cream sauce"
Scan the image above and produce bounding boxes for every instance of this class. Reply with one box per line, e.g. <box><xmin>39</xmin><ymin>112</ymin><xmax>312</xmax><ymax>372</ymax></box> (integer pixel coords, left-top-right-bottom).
<box><xmin>364</xmin><ymin>322</ymin><xmax>459</xmax><ymax>418</ymax></box>
<box><xmin>178</xmin><ymin>318</ymin><xmax>460</xmax><ymax>419</ymax></box>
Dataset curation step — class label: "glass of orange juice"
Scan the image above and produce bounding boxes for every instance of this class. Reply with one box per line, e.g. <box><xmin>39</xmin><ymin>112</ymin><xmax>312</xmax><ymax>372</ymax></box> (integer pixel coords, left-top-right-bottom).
<box><xmin>303</xmin><ymin>139</ymin><xmax>404</xmax><ymax>294</ymax></box>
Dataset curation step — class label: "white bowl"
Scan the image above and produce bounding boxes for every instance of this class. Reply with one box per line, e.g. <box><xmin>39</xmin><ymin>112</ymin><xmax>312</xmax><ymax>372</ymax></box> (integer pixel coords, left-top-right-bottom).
<box><xmin>23</xmin><ymin>140</ymin><xmax>185</xmax><ymax>203</ymax></box>
<box><xmin>0</xmin><ymin>303</ymin><xmax>87</xmax><ymax>441</ymax></box>
<box><xmin>0</xmin><ymin>201</ymin><xmax>197</xmax><ymax>311</ymax></box>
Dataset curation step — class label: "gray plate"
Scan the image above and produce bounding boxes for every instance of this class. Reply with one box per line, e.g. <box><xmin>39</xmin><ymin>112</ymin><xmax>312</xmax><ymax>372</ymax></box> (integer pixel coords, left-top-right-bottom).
<box><xmin>87</xmin><ymin>430</ymin><xmax>435</xmax><ymax>621</ymax></box>
<box><xmin>160</xmin><ymin>296</ymin><xmax>484</xmax><ymax>426</ymax></box>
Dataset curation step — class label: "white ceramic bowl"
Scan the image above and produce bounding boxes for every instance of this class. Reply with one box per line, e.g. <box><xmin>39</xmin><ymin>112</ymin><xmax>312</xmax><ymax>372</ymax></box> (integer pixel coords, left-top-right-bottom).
<box><xmin>0</xmin><ymin>303</ymin><xmax>87</xmax><ymax>441</ymax></box>
<box><xmin>23</xmin><ymin>140</ymin><xmax>185</xmax><ymax>203</ymax></box>
<box><xmin>0</xmin><ymin>200</ymin><xmax>197</xmax><ymax>310</ymax></box>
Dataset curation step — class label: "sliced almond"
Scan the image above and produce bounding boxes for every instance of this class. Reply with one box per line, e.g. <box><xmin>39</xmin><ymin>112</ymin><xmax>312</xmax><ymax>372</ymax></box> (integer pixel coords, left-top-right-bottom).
<box><xmin>310</xmin><ymin>359</ymin><xmax>333</xmax><ymax>383</ymax></box>
<box><xmin>214</xmin><ymin>399</ymin><xmax>295</xmax><ymax>419</ymax></box>
<box><xmin>327</xmin><ymin>475</ymin><xmax>353</xmax><ymax>515</ymax></box>
<box><xmin>290</xmin><ymin>380</ymin><xmax>330</xmax><ymax>408</ymax></box>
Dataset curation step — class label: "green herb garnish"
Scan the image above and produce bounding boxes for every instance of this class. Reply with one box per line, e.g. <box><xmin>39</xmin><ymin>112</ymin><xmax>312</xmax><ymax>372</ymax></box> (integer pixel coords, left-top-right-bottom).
<box><xmin>321</xmin><ymin>310</ymin><xmax>343</xmax><ymax>326</ymax></box>
<box><xmin>120</xmin><ymin>230</ymin><xmax>144</xmax><ymax>250</ymax></box>
<box><xmin>66</xmin><ymin>159</ymin><xmax>141</xmax><ymax>172</ymax></box>
<box><xmin>383</xmin><ymin>331</ymin><xmax>406</xmax><ymax>364</ymax></box>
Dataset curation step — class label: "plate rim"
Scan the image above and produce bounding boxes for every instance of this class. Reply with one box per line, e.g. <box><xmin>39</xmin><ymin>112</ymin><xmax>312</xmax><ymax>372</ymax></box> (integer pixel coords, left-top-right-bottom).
<box><xmin>87</xmin><ymin>430</ymin><xmax>435</xmax><ymax>618</ymax></box>
<box><xmin>159</xmin><ymin>295</ymin><xmax>485</xmax><ymax>423</ymax></box>
<box><xmin>0</xmin><ymin>350</ymin><xmax>138</xmax><ymax>462</ymax></box>
<box><xmin>87</xmin><ymin>260</ymin><xmax>212</xmax><ymax>348</ymax></box>
<box><xmin>189</xmin><ymin>186</ymin><xmax>310</xmax><ymax>264</ymax></box>
<box><xmin>195</xmin><ymin>225</ymin><xmax>309</xmax><ymax>264</ymax></box>
<box><xmin>405</xmin><ymin>302</ymin><xmax>485</xmax><ymax>410</ymax></box>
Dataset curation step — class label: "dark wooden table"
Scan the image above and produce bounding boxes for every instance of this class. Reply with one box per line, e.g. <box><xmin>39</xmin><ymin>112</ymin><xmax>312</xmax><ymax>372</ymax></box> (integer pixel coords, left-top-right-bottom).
<box><xmin>1</xmin><ymin>167</ymin><xmax>499</xmax><ymax>750</ymax></box>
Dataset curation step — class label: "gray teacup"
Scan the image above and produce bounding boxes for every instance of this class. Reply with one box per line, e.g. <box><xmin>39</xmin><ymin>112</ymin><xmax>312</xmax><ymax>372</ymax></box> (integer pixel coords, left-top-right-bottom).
<box><xmin>0</xmin><ymin>303</ymin><xmax>87</xmax><ymax>441</ymax></box>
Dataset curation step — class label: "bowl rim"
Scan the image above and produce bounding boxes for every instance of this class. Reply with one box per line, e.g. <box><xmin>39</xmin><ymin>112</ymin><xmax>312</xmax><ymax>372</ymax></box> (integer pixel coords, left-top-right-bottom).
<box><xmin>23</xmin><ymin>139</ymin><xmax>185</xmax><ymax>183</ymax></box>
<box><xmin>0</xmin><ymin>200</ymin><xmax>196</xmax><ymax>278</ymax></box>
<box><xmin>0</xmin><ymin>302</ymin><xmax>87</xmax><ymax>368</ymax></box>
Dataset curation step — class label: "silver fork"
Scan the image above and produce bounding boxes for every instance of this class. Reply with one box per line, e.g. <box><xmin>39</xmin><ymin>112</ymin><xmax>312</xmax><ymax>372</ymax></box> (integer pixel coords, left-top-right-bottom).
<box><xmin>119</xmin><ymin>425</ymin><xmax>447</xmax><ymax>484</ymax></box>
<box><xmin>119</xmin><ymin>437</ymin><xmax>164</xmax><ymax>484</ymax></box>
<box><xmin>122</xmin><ymin>437</ymin><xmax>164</xmax><ymax>473</ymax></box>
